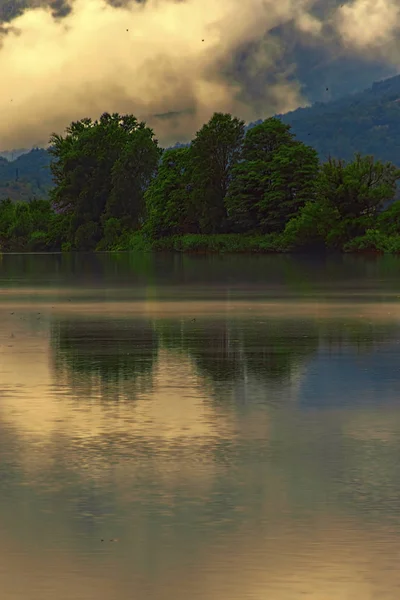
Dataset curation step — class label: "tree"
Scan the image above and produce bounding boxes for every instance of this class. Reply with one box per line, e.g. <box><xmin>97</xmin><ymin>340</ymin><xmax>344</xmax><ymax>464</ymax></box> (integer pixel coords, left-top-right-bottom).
<box><xmin>224</xmin><ymin>160</ymin><xmax>270</xmax><ymax>233</ymax></box>
<box><xmin>28</xmin><ymin>198</ymin><xmax>53</xmax><ymax>231</ymax></box>
<box><xmin>49</xmin><ymin>116</ymin><xmax>97</xmax><ymax>217</ymax></box>
<box><xmin>318</xmin><ymin>154</ymin><xmax>400</xmax><ymax>220</ymax></box>
<box><xmin>282</xmin><ymin>199</ymin><xmax>341</xmax><ymax>251</ymax></box>
<box><xmin>0</xmin><ymin>198</ymin><xmax>15</xmax><ymax>250</ymax></box>
<box><xmin>106</xmin><ymin>125</ymin><xmax>162</xmax><ymax>227</ymax></box>
<box><xmin>74</xmin><ymin>221</ymin><xmax>101</xmax><ymax>251</ymax></box>
<box><xmin>10</xmin><ymin>202</ymin><xmax>31</xmax><ymax>239</ymax></box>
<box><xmin>257</xmin><ymin>142</ymin><xmax>319</xmax><ymax>232</ymax></box>
<box><xmin>0</xmin><ymin>197</ymin><xmax>68</xmax><ymax>252</ymax></box>
<box><xmin>143</xmin><ymin>147</ymin><xmax>197</xmax><ymax>238</ymax></box>
<box><xmin>49</xmin><ymin>112</ymin><xmax>161</xmax><ymax>247</ymax></box>
<box><xmin>226</xmin><ymin>118</ymin><xmax>319</xmax><ymax>233</ymax></box>
<box><xmin>97</xmin><ymin>217</ymin><xmax>125</xmax><ymax>250</ymax></box>
<box><xmin>190</xmin><ymin>112</ymin><xmax>245</xmax><ymax>233</ymax></box>
<box><xmin>378</xmin><ymin>200</ymin><xmax>400</xmax><ymax>235</ymax></box>
<box><xmin>242</xmin><ymin>117</ymin><xmax>295</xmax><ymax>161</ymax></box>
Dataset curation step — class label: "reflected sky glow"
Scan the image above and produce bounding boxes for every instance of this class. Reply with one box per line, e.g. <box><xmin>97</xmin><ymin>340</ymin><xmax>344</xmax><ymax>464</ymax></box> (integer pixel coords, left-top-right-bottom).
<box><xmin>2</xmin><ymin>254</ymin><xmax>400</xmax><ymax>599</ymax></box>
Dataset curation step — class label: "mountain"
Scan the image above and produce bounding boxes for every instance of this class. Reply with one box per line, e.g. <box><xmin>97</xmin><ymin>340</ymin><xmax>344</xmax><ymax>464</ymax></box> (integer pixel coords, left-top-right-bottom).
<box><xmin>0</xmin><ymin>149</ymin><xmax>30</xmax><ymax>161</ymax></box>
<box><xmin>0</xmin><ymin>148</ymin><xmax>52</xmax><ymax>201</ymax></box>
<box><xmin>280</xmin><ymin>74</ymin><xmax>400</xmax><ymax>164</ymax></box>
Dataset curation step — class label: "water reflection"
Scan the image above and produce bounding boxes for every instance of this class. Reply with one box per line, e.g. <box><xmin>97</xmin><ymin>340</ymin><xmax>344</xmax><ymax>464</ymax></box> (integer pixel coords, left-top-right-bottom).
<box><xmin>158</xmin><ymin>318</ymin><xmax>319</xmax><ymax>390</ymax></box>
<box><xmin>3</xmin><ymin>251</ymin><xmax>400</xmax><ymax>300</ymax></box>
<box><xmin>2</xmin><ymin>253</ymin><xmax>400</xmax><ymax>598</ymax></box>
<box><xmin>51</xmin><ymin>318</ymin><xmax>158</xmax><ymax>400</ymax></box>
<box><xmin>50</xmin><ymin>313</ymin><xmax>400</xmax><ymax>411</ymax></box>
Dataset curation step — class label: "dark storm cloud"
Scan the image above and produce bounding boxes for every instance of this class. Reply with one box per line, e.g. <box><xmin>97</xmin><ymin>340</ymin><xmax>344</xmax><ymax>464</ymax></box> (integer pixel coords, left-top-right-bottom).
<box><xmin>49</xmin><ymin>0</ymin><xmax>72</xmax><ymax>18</ymax></box>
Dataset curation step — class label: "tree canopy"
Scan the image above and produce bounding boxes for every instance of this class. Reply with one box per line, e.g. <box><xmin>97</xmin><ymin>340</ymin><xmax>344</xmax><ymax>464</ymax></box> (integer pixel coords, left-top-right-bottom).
<box><xmin>49</xmin><ymin>112</ymin><xmax>161</xmax><ymax>249</ymax></box>
<box><xmin>189</xmin><ymin>112</ymin><xmax>245</xmax><ymax>233</ymax></box>
<box><xmin>226</xmin><ymin>118</ymin><xmax>319</xmax><ymax>233</ymax></box>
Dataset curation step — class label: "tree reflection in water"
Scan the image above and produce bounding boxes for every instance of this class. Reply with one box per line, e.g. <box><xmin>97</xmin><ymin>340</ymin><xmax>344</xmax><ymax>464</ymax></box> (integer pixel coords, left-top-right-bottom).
<box><xmin>51</xmin><ymin>318</ymin><xmax>159</xmax><ymax>401</ymax></box>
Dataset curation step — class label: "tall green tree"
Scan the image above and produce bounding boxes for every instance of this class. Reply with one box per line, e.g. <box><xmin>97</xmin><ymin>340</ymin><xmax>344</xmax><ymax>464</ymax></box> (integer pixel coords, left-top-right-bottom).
<box><xmin>106</xmin><ymin>125</ymin><xmax>162</xmax><ymax>227</ymax></box>
<box><xmin>190</xmin><ymin>112</ymin><xmax>245</xmax><ymax>233</ymax></box>
<box><xmin>226</xmin><ymin>118</ymin><xmax>319</xmax><ymax>233</ymax></box>
<box><xmin>49</xmin><ymin>112</ymin><xmax>161</xmax><ymax>247</ymax></box>
<box><xmin>143</xmin><ymin>147</ymin><xmax>197</xmax><ymax>238</ymax></box>
<box><xmin>49</xmin><ymin>116</ymin><xmax>99</xmax><ymax>218</ymax></box>
<box><xmin>318</xmin><ymin>154</ymin><xmax>400</xmax><ymax>220</ymax></box>
<box><xmin>242</xmin><ymin>117</ymin><xmax>295</xmax><ymax>161</ymax></box>
<box><xmin>258</xmin><ymin>142</ymin><xmax>319</xmax><ymax>232</ymax></box>
<box><xmin>224</xmin><ymin>160</ymin><xmax>269</xmax><ymax>233</ymax></box>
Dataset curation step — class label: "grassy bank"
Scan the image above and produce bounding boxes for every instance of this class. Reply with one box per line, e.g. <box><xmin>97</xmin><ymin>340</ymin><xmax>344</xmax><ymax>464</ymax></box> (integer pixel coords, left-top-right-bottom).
<box><xmin>111</xmin><ymin>233</ymin><xmax>288</xmax><ymax>254</ymax></box>
<box><xmin>109</xmin><ymin>231</ymin><xmax>400</xmax><ymax>255</ymax></box>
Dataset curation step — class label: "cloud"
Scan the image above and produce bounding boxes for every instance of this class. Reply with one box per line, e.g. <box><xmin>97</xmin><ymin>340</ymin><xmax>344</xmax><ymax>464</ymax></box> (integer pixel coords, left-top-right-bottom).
<box><xmin>0</xmin><ymin>0</ymin><xmax>397</xmax><ymax>150</ymax></box>
<box><xmin>335</xmin><ymin>0</ymin><xmax>400</xmax><ymax>61</ymax></box>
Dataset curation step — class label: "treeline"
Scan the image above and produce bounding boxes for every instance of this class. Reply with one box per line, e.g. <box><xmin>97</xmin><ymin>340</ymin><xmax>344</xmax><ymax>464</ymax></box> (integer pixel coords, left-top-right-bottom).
<box><xmin>0</xmin><ymin>111</ymin><xmax>400</xmax><ymax>253</ymax></box>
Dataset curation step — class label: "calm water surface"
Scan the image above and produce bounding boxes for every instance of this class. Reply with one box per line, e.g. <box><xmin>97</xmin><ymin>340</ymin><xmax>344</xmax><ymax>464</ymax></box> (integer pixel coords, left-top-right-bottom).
<box><xmin>2</xmin><ymin>253</ymin><xmax>400</xmax><ymax>599</ymax></box>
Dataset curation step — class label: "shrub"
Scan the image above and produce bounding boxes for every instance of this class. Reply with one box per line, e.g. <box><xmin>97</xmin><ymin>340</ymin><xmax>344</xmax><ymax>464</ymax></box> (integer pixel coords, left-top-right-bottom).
<box><xmin>74</xmin><ymin>221</ymin><xmax>101</xmax><ymax>250</ymax></box>
<box><xmin>343</xmin><ymin>229</ymin><xmax>400</xmax><ymax>253</ymax></box>
<box><xmin>27</xmin><ymin>230</ymin><xmax>49</xmax><ymax>251</ymax></box>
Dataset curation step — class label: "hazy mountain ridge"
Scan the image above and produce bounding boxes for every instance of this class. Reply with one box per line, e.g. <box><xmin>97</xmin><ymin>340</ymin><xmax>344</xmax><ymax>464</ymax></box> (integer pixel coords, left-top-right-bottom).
<box><xmin>0</xmin><ymin>147</ymin><xmax>53</xmax><ymax>200</ymax></box>
<box><xmin>0</xmin><ymin>148</ymin><xmax>31</xmax><ymax>161</ymax></box>
<box><xmin>280</xmin><ymin>73</ymin><xmax>400</xmax><ymax>164</ymax></box>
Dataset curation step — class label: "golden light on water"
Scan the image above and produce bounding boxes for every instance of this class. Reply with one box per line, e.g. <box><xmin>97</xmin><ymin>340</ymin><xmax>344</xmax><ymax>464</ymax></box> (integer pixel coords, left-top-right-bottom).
<box><xmin>2</xmin><ymin>273</ymin><xmax>400</xmax><ymax>600</ymax></box>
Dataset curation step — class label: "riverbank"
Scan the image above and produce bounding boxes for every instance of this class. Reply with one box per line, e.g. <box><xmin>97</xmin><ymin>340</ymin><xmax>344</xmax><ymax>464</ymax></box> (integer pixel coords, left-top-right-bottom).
<box><xmin>112</xmin><ymin>233</ymin><xmax>286</xmax><ymax>254</ymax></box>
<box><xmin>109</xmin><ymin>231</ymin><xmax>400</xmax><ymax>255</ymax></box>
<box><xmin>2</xmin><ymin>227</ymin><xmax>400</xmax><ymax>255</ymax></box>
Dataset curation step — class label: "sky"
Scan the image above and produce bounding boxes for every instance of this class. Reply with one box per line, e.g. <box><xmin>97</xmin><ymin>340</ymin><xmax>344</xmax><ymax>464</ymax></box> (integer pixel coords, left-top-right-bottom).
<box><xmin>0</xmin><ymin>0</ymin><xmax>399</xmax><ymax>150</ymax></box>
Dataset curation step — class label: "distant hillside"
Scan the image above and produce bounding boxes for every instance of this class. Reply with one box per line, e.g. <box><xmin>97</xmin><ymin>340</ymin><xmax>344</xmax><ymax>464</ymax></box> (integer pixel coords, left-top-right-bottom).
<box><xmin>0</xmin><ymin>148</ymin><xmax>53</xmax><ymax>200</ymax></box>
<box><xmin>280</xmin><ymin>74</ymin><xmax>400</xmax><ymax>165</ymax></box>
<box><xmin>0</xmin><ymin>149</ymin><xmax>30</xmax><ymax>161</ymax></box>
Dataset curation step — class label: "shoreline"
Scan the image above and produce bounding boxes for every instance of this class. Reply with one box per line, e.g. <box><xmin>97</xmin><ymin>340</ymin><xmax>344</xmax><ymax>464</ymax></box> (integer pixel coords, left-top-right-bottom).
<box><xmin>0</xmin><ymin>233</ymin><xmax>396</xmax><ymax>255</ymax></box>
<box><xmin>110</xmin><ymin>233</ymin><xmax>389</xmax><ymax>255</ymax></box>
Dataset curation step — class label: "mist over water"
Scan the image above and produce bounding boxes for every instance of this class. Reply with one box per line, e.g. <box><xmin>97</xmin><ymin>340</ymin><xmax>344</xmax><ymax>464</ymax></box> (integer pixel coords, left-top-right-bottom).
<box><xmin>2</xmin><ymin>253</ymin><xmax>400</xmax><ymax>599</ymax></box>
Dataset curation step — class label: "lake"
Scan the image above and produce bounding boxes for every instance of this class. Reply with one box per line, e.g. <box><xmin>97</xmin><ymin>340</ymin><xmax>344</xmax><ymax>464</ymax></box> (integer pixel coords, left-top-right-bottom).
<box><xmin>2</xmin><ymin>252</ymin><xmax>400</xmax><ymax>599</ymax></box>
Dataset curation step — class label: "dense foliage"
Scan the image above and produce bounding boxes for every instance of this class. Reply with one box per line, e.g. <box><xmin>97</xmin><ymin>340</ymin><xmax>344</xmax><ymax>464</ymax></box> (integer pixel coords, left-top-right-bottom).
<box><xmin>0</xmin><ymin>197</ymin><xmax>68</xmax><ymax>251</ymax></box>
<box><xmin>0</xmin><ymin>109</ymin><xmax>400</xmax><ymax>254</ymax></box>
<box><xmin>48</xmin><ymin>112</ymin><xmax>161</xmax><ymax>250</ymax></box>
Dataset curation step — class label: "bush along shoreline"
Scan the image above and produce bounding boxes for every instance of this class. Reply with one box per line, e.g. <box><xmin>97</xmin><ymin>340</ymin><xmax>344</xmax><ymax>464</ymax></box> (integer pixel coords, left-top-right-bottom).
<box><xmin>1</xmin><ymin>111</ymin><xmax>400</xmax><ymax>254</ymax></box>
